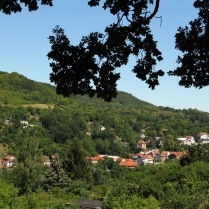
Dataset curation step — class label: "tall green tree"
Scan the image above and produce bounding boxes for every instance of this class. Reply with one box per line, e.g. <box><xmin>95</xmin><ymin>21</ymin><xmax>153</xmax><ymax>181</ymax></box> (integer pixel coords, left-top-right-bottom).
<box><xmin>7</xmin><ymin>136</ymin><xmax>44</xmax><ymax>194</ymax></box>
<box><xmin>63</xmin><ymin>139</ymin><xmax>93</xmax><ymax>184</ymax></box>
<box><xmin>41</xmin><ymin>157</ymin><xmax>70</xmax><ymax>191</ymax></box>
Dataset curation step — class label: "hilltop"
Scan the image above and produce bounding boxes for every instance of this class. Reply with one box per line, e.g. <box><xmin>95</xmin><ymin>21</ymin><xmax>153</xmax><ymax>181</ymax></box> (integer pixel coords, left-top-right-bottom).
<box><xmin>0</xmin><ymin>71</ymin><xmax>153</xmax><ymax>108</ymax></box>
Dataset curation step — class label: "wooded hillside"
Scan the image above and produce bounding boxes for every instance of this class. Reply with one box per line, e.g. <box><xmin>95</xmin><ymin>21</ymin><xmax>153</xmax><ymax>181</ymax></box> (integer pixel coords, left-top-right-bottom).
<box><xmin>0</xmin><ymin>71</ymin><xmax>209</xmax><ymax>208</ymax></box>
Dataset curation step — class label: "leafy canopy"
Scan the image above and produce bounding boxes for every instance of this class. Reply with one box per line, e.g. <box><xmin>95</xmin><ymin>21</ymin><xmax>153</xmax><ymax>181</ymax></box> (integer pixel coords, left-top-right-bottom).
<box><xmin>47</xmin><ymin>0</ymin><xmax>164</xmax><ymax>102</ymax></box>
<box><xmin>0</xmin><ymin>0</ymin><xmax>53</xmax><ymax>14</ymax></box>
<box><xmin>47</xmin><ymin>0</ymin><xmax>209</xmax><ymax>101</ymax></box>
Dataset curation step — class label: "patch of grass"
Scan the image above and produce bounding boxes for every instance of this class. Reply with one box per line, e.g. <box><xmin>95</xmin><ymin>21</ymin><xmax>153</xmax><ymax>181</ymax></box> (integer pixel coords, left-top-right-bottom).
<box><xmin>21</xmin><ymin>104</ymin><xmax>55</xmax><ymax>109</ymax></box>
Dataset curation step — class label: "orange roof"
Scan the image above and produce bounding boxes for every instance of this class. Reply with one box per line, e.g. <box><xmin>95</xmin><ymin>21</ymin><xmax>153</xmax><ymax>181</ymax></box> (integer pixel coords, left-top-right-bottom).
<box><xmin>171</xmin><ymin>151</ymin><xmax>187</xmax><ymax>156</ymax></box>
<box><xmin>146</xmin><ymin>154</ymin><xmax>153</xmax><ymax>160</ymax></box>
<box><xmin>138</xmin><ymin>140</ymin><xmax>146</xmax><ymax>144</ymax></box>
<box><xmin>135</xmin><ymin>153</ymin><xmax>144</xmax><ymax>158</ymax></box>
<box><xmin>119</xmin><ymin>160</ymin><xmax>137</xmax><ymax>167</ymax></box>
<box><xmin>124</xmin><ymin>158</ymin><xmax>134</xmax><ymax>162</ymax></box>
<box><xmin>87</xmin><ymin>156</ymin><xmax>104</xmax><ymax>161</ymax></box>
<box><xmin>161</xmin><ymin>151</ymin><xmax>170</xmax><ymax>155</ymax></box>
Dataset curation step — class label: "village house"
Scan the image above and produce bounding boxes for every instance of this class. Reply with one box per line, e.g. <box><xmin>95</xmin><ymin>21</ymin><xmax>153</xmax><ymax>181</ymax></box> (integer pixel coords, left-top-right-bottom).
<box><xmin>197</xmin><ymin>132</ymin><xmax>209</xmax><ymax>143</ymax></box>
<box><xmin>145</xmin><ymin>154</ymin><xmax>154</xmax><ymax>164</ymax></box>
<box><xmin>137</xmin><ymin>140</ymin><xmax>147</xmax><ymax>150</ymax></box>
<box><xmin>149</xmin><ymin>150</ymin><xmax>161</xmax><ymax>162</ymax></box>
<box><xmin>154</xmin><ymin>153</ymin><xmax>162</xmax><ymax>162</ymax></box>
<box><xmin>133</xmin><ymin>153</ymin><xmax>153</xmax><ymax>165</ymax></box>
<box><xmin>44</xmin><ymin>154</ymin><xmax>58</xmax><ymax>166</ymax></box>
<box><xmin>44</xmin><ymin>157</ymin><xmax>51</xmax><ymax>166</ymax></box>
<box><xmin>98</xmin><ymin>155</ymin><xmax>120</xmax><ymax>162</ymax></box>
<box><xmin>99</xmin><ymin>125</ymin><xmax>106</xmax><ymax>131</ymax></box>
<box><xmin>119</xmin><ymin>158</ymin><xmax>137</xmax><ymax>168</ymax></box>
<box><xmin>161</xmin><ymin>151</ymin><xmax>170</xmax><ymax>162</ymax></box>
<box><xmin>2</xmin><ymin>155</ymin><xmax>16</xmax><ymax>167</ymax></box>
<box><xmin>20</xmin><ymin>120</ymin><xmax>28</xmax><ymax>126</ymax></box>
<box><xmin>177</xmin><ymin>136</ymin><xmax>196</xmax><ymax>145</ymax></box>
<box><xmin>87</xmin><ymin>156</ymin><xmax>104</xmax><ymax>164</ymax></box>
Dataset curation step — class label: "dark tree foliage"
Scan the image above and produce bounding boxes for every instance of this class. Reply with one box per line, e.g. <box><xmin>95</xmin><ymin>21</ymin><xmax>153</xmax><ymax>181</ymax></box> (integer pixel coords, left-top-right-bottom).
<box><xmin>63</xmin><ymin>139</ymin><xmax>93</xmax><ymax>183</ymax></box>
<box><xmin>47</xmin><ymin>0</ymin><xmax>209</xmax><ymax>101</ymax></box>
<box><xmin>168</xmin><ymin>0</ymin><xmax>209</xmax><ymax>88</ymax></box>
<box><xmin>2</xmin><ymin>1</ymin><xmax>209</xmax><ymax>101</ymax></box>
<box><xmin>47</xmin><ymin>0</ymin><xmax>164</xmax><ymax>102</ymax></box>
<box><xmin>0</xmin><ymin>0</ymin><xmax>53</xmax><ymax>14</ymax></box>
<box><xmin>41</xmin><ymin>159</ymin><xmax>70</xmax><ymax>191</ymax></box>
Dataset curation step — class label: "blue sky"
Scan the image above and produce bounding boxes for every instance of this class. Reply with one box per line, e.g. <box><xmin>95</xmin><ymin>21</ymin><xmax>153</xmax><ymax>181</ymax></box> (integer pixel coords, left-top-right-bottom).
<box><xmin>1</xmin><ymin>1</ymin><xmax>209</xmax><ymax>112</ymax></box>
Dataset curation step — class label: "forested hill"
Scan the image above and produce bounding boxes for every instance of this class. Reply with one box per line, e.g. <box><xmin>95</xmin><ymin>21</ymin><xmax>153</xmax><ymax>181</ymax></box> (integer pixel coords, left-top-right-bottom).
<box><xmin>1</xmin><ymin>70</ymin><xmax>209</xmax><ymax>147</ymax></box>
<box><xmin>0</xmin><ymin>71</ymin><xmax>153</xmax><ymax>108</ymax></box>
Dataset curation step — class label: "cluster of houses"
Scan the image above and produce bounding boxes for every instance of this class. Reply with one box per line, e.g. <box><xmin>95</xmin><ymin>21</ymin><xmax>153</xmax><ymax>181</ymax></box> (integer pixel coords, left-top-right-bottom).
<box><xmin>0</xmin><ymin>154</ymin><xmax>57</xmax><ymax>168</ymax></box>
<box><xmin>1</xmin><ymin>131</ymin><xmax>209</xmax><ymax>170</ymax></box>
<box><xmin>123</xmin><ymin>132</ymin><xmax>209</xmax><ymax>150</ymax></box>
<box><xmin>0</xmin><ymin>155</ymin><xmax>16</xmax><ymax>168</ymax></box>
<box><xmin>87</xmin><ymin>150</ymin><xmax>187</xmax><ymax>168</ymax></box>
<box><xmin>87</xmin><ymin>132</ymin><xmax>209</xmax><ymax>169</ymax></box>
<box><xmin>4</xmin><ymin>118</ymin><xmax>42</xmax><ymax>128</ymax></box>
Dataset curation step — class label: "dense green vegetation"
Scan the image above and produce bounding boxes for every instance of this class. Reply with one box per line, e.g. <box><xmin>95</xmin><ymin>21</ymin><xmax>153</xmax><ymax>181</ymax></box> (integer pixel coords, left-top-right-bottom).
<box><xmin>1</xmin><ymin>71</ymin><xmax>209</xmax><ymax>208</ymax></box>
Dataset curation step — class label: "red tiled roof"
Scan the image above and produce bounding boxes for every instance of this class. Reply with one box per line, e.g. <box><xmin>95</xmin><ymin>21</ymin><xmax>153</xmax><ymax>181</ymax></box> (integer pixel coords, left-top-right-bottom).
<box><xmin>87</xmin><ymin>156</ymin><xmax>104</xmax><ymax>161</ymax></box>
<box><xmin>161</xmin><ymin>151</ymin><xmax>170</xmax><ymax>156</ymax></box>
<box><xmin>3</xmin><ymin>155</ymin><xmax>16</xmax><ymax>161</ymax></box>
<box><xmin>136</xmin><ymin>153</ymin><xmax>144</xmax><ymax>158</ymax></box>
<box><xmin>119</xmin><ymin>160</ymin><xmax>137</xmax><ymax>167</ymax></box>
<box><xmin>3</xmin><ymin>155</ymin><xmax>16</xmax><ymax>160</ymax></box>
<box><xmin>146</xmin><ymin>154</ymin><xmax>153</xmax><ymax>160</ymax></box>
<box><xmin>138</xmin><ymin>140</ymin><xmax>146</xmax><ymax>144</ymax></box>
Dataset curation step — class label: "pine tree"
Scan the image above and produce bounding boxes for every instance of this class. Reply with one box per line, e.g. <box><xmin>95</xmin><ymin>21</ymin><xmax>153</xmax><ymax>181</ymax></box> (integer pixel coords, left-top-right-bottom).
<box><xmin>42</xmin><ymin>156</ymin><xmax>70</xmax><ymax>190</ymax></box>
<box><xmin>63</xmin><ymin>139</ymin><xmax>93</xmax><ymax>184</ymax></box>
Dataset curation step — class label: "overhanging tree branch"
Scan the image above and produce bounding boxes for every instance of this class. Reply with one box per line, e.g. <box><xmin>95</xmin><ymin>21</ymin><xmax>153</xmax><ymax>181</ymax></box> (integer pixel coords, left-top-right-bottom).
<box><xmin>146</xmin><ymin>0</ymin><xmax>160</xmax><ymax>22</ymax></box>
